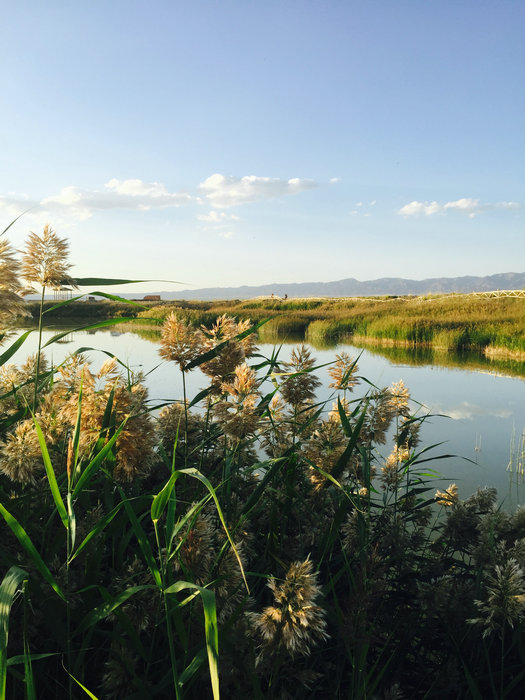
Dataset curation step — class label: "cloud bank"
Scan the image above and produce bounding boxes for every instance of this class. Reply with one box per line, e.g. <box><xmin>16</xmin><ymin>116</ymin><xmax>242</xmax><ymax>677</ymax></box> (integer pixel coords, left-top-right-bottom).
<box><xmin>399</xmin><ymin>198</ymin><xmax>522</xmax><ymax>218</ymax></box>
<box><xmin>199</xmin><ymin>173</ymin><xmax>317</xmax><ymax>208</ymax></box>
<box><xmin>0</xmin><ymin>173</ymin><xmax>317</xmax><ymax>223</ymax></box>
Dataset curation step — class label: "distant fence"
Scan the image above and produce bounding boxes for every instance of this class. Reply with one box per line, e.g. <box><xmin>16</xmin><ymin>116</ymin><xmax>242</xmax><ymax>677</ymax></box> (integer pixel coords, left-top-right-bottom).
<box><xmin>420</xmin><ymin>289</ymin><xmax>525</xmax><ymax>301</ymax></box>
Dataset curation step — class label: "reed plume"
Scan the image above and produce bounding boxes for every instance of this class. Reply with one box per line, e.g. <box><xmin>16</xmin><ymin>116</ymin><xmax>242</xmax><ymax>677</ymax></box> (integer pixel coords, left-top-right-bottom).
<box><xmin>21</xmin><ymin>224</ymin><xmax>77</xmax><ymax>411</ymax></box>
<box><xmin>281</xmin><ymin>344</ymin><xmax>321</xmax><ymax>408</ymax></box>
<box><xmin>159</xmin><ymin>312</ymin><xmax>204</xmax><ymax>370</ymax></box>
<box><xmin>250</xmin><ymin>557</ymin><xmax>328</xmax><ymax>658</ymax></box>
<box><xmin>21</xmin><ymin>224</ymin><xmax>76</xmax><ymax>292</ymax></box>
<box><xmin>0</xmin><ymin>237</ymin><xmax>28</xmax><ymax>328</ymax></box>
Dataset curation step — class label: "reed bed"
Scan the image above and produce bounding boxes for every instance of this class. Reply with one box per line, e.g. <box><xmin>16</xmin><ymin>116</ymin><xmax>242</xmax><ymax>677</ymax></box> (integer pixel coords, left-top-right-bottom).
<box><xmin>1</xmin><ymin>226</ymin><xmax>525</xmax><ymax>698</ymax></box>
<box><xmin>133</xmin><ymin>294</ymin><xmax>525</xmax><ymax>355</ymax></box>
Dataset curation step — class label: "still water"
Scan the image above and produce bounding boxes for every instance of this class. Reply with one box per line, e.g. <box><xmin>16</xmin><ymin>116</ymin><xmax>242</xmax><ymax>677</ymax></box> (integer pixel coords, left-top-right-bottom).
<box><xmin>6</xmin><ymin>327</ymin><xmax>525</xmax><ymax>507</ymax></box>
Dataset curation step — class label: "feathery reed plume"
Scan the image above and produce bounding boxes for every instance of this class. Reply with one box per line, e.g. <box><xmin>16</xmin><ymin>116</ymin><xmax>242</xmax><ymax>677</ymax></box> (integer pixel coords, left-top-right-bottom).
<box><xmin>213</xmin><ymin>363</ymin><xmax>261</xmax><ymax>440</ymax></box>
<box><xmin>0</xmin><ymin>419</ymin><xmax>44</xmax><ymax>484</ymax></box>
<box><xmin>389</xmin><ymin>379</ymin><xmax>411</xmax><ymax>417</ymax></box>
<box><xmin>158</xmin><ymin>312</ymin><xmax>205</xmax><ymax>370</ymax></box>
<box><xmin>281</xmin><ymin>345</ymin><xmax>321</xmax><ymax>408</ymax></box>
<box><xmin>328</xmin><ymin>351</ymin><xmax>359</xmax><ymax>392</ymax></box>
<box><xmin>0</xmin><ymin>237</ymin><xmax>28</xmax><ymax>328</ymax></box>
<box><xmin>303</xmin><ymin>415</ymin><xmax>346</xmax><ymax>489</ymax></box>
<box><xmin>21</xmin><ymin>224</ymin><xmax>76</xmax><ymax>292</ymax></box>
<box><xmin>200</xmin><ymin>314</ymin><xmax>258</xmax><ymax>389</ymax></box>
<box><xmin>361</xmin><ymin>387</ymin><xmax>396</xmax><ymax>445</ymax></box>
<box><xmin>21</xmin><ymin>224</ymin><xmax>77</xmax><ymax>411</ymax></box>
<box><xmin>250</xmin><ymin>557</ymin><xmax>328</xmax><ymax>658</ymax></box>
<box><xmin>469</xmin><ymin>558</ymin><xmax>525</xmax><ymax>637</ymax></box>
<box><xmin>58</xmin><ymin>358</ymin><xmax>155</xmax><ymax>481</ymax></box>
<box><xmin>381</xmin><ymin>445</ymin><xmax>410</xmax><ymax>489</ymax></box>
<box><xmin>435</xmin><ymin>483</ymin><xmax>459</xmax><ymax>506</ymax></box>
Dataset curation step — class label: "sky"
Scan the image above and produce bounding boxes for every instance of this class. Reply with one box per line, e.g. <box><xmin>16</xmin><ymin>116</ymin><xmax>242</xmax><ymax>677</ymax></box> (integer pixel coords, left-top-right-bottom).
<box><xmin>1</xmin><ymin>1</ymin><xmax>524</xmax><ymax>293</ymax></box>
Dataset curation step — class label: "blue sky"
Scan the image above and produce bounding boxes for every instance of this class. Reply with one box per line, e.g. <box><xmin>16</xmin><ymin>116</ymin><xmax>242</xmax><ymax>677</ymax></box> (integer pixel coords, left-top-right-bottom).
<box><xmin>1</xmin><ymin>1</ymin><xmax>523</xmax><ymax>292</ymax></box>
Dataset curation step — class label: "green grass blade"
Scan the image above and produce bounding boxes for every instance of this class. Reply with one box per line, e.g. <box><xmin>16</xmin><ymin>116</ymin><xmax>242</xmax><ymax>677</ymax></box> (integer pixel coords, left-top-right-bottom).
<box><xmin>119</xmin><ymin>490</ymin><xmax>162</xmax><ymax>587</ymax></box>
<box><xmin>151</xmin><ymin>471</ymin><xmax>179</xmax><ymax>524</ymax></box>
<box><xmin>0</xmin><ymin>505</ymin><xmax>66</xmax><ymax>600</ymax></box>
<box><xmin>72</xmin><ymin>277</ymin><xmax>183</xmax><ymax>286</ymax></box>
<box><xmin>65</xmin><ymin>668</ymin><xmax>100</xmax><ymax>699</ymax></box>
<box><xmin>42</xmin><ymin>294</ymin><xmax>90</xmax><ymax>314</ymax></box>
<box><xmin>69</xmin><ymin>502</ymin><xmax>124</xmax><ymax>562</ymax></box>
<box><xmin>69</xmin><ymin>377</ymin><xmax>84</xmax><ymax>488</ymax></box>
<box><xmin>41</xmin><ymin>319</ymin><xmax>140</xmax><ymax>348</ymax></box>
<box><xmin>165</xmin><ymin>581</ymin><xmax>219</xmax><ymax>700</ymax></box>
<box><xmin>0</xmin><ymin>330</ymin><xmax>32</xmax><ymax>367</ymax></box>
<box><xmin>23</xmin><ymin>633</ymin><xmax>36</xmax><ymax>700</ymax></box>
<box><xmin>175</xmin><ymin>468</ymin><xmax>248</xmax><ymax>593</ymax></box>
<box><xmin>82</xmin><ymin>291</ymin><xmax>147</xmax><ymax>307</ymax></box>
<box><xmin>331</xmin><ymin>401</ymin><xmax>369</xmax><ymax>482</ymax></box>
<box><xmin>72</xmin><ymin>419</ymin><xmax>128</xmax><ymax>497</ymax></box>
<box><xmin>0</xmin><ymin>566</ymin><xmax>28</xmax><ymax>698</ymax></box>
<box><xmin>33</xmin><ymin>419</ymin><xmax>68</xmax><ymax>530</ymax></box>
<box><xmin>1</xmin><ymin>211</ymin><xmax>30</xmax><ymax>236</ymax></box>
<box><xmin>74</xmin><ymin>584</ymin><xmax>156</xmax><ymax>637</ymax></box>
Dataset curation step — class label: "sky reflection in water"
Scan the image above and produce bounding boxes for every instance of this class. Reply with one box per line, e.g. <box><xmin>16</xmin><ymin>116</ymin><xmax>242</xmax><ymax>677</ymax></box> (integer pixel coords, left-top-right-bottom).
<box><xmin>8</xmin><ymin>327</ymin><xmax>525</xmax><ymax>509</ymax></box>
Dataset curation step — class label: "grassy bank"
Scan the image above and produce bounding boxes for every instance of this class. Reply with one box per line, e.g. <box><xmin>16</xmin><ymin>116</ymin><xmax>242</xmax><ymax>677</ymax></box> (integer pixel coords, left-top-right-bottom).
<box><xmin>133</xmin><ymin>293</ymin><xmax>525</xmax><ymax>356</ymax></box>
<box><xmin>26</xmin><ymin>293</ymin><xmax>525</xmax><ymax>356</ymax></box>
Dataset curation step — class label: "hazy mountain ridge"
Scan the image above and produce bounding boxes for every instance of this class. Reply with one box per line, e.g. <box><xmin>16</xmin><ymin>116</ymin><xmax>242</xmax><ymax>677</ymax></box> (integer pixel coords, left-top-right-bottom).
<box><xmin>128</xmin><ymin>272</ymin><xmax>525</xmax><ymax>300</ymax></box>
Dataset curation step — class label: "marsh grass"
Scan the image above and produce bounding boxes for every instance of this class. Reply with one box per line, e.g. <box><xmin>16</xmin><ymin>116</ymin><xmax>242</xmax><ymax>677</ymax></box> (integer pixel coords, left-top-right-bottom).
<box><xmin>1</xmin><ymin>227</ymin><xmax>525</xmax><ymax>697</ymax></box>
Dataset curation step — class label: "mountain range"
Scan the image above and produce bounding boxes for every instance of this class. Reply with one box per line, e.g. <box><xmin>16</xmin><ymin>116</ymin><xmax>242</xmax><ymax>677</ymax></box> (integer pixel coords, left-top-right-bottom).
<box><xmin>128</xmin><ymin>272</ymin><xmax>525</xmax><ymax>300</ymax></box>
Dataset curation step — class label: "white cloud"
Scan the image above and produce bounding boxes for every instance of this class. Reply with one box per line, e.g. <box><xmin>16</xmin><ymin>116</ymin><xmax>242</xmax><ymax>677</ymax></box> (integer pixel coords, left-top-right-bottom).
<box><xmin>399</xmin><ymin>198</ymin><xmax>522</xmax><ymax>218</ymax></box>
<box><xmin>219</xmin><ymin>231</ymin><xmax>234</xmax><ymax>239</ymax></box>
<box><xmin>1</xmin><ymin>172</ymin><xmax>319</xmax><ymax>225</ymax></box>
<box><xmin>329</xmin><ymin>177</ymin><xmax>341</xmax><ymax>184</ymax></box>
<box><xmin>197</xmin><ymin>210</ymin><xmax>240</xmax><ymax>223</ymax></box>
<box><xmin>355</xmin><ymin>201</ymin><xmax>363</xmax><ymax>207</ymax></box>
<box><xmin>199</xmin><ymin>173</ymin><xmax>317</xmax><ymax>208</ymax></box>
<box><xmin>40</xmin><ymin>179</ymin><xmax>195</xmax><ymax>220</ymax></box>
<box><xmin>442</xmin><ymin>401</ymin><xmax>511</xmax><ymax>421</ymax></box>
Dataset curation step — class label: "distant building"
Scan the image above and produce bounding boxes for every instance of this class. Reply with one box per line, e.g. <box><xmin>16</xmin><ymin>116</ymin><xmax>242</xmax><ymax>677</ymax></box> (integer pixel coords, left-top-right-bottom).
<box><xmin>143</xmin><ymin>295</ymin><xmax>161</xmax><ymax>301</ymax></box>
<box><xmin>53</xmin><ymin>287</ymin><xmax>73</xmax><ymax>301</ymax></box>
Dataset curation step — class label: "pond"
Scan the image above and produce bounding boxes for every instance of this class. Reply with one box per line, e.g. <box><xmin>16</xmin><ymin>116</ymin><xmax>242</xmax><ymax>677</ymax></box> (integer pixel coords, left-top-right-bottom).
<box><xmin>6</xmin><ymin>325</ymin><xmax>525</xmax><ymax>508</ymax></box>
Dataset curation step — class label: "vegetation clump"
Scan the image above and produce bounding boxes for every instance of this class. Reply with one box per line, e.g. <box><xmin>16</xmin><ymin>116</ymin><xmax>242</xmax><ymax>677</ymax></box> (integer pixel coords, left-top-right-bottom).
<box><xmin>1</xmin><ymin>225</ymin><xmax>525</xmax><ymax>698</ymax></box>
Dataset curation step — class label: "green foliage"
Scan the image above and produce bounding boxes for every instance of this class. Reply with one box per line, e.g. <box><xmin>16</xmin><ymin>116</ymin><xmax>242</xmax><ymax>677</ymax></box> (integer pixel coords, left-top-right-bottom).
<box><xmin>2</xmin><ymin>297</ymin><xmax>525</xmax><ymax>698</ymax></box>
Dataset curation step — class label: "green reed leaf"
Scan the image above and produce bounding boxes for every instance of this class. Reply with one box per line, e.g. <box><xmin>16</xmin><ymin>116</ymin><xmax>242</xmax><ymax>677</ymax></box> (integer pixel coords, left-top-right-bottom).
<box><xmin>64</xmin><ymin>668</ymin><xmax>100</xmax><ymax>699</ymax></box>
<box><xmin>0</xmin><ymin>566</ymin><xmax>28</xmax><ymax>697</ymax></box>
<box><xmin>33</xmin><ymin>419</ymin><xmax>68</xmax><ymax>530</ymax></box>
<box><xmin>164</xmin><ymin>580</ymin><xmax>219</xmax><ymax>700</ymax></box>
<box><xmin>74</xmin><ymin>585</ymin><xmax>156</xmax><ymax>637</ymax></box>
<box><xmin>151</xmin><ymin>471</ymin><xmax>179</xmax><ymax>524</ymax></box>
<box><xmin>82</xmin><ymin>291</ymin><xmax>147</xmax><ymax>307</ymax></box>
<box><xmin>175</xmin><ymin>468</ymin><xmax>249</xmax><ymax>593</ymax></box>
<box><xmin>72</xmin><ymin>418</ymin><xmax>129</xmax><ymax>497</ymax></box>
<box><xmin>0</xmin><ymin>330</ymin><xmax>32</xmax><ymax>367</ymax></box>
<box><xmin>72</xmin><ymin>277</ymin><xmax>184</xmax><ymax>286</ymax></box>
<box><xmin>0</xmin><ymin>505</ymin><xmax>66</xmax><ymax>600</ymax></box>
<box><xmin>69</xmin><ymin>502</ymin><xmax>124</xmax><ymax>562</ymax></box>
<box><xmin>331</xmin><ymin>400</ymin><xmax>369</xmax><ymax>482</ymax></box>
<box><xmin>41</xmin><ymin>318</ymin><xmax>140</xmax><ymax>348</ymax></box>
<box><xmin>119</xmin><ymin>490</ymin><xmax>162</xmax><ymax>587</ymax></box>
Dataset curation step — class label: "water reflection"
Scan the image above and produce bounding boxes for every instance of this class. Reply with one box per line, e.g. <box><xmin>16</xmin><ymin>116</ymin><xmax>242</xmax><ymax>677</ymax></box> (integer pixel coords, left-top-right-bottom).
<box><xmin>5</xmin><ymin>325</ymin><xmax>525</xmax><ymax>508</ymax></box>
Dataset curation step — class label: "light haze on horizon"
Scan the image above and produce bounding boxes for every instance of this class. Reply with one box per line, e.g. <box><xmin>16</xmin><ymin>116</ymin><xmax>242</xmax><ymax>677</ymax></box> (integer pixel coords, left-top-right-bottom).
<box><xmin>1</xmin><ymin>1</ymin><xmax>523</xmax><ymax>293</ymax></box>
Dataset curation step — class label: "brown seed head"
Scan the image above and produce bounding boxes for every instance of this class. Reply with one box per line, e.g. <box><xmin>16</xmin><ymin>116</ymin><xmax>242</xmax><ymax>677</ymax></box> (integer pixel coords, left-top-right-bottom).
<box><xmin>21</xmin><ymin>224</ymin><xmax>77</xmax><ymax>291</ymax></box>
<box><xmin>158</xmin><ymin>313</ymin><xmax>204</xmax><ymax>370</ymax></box>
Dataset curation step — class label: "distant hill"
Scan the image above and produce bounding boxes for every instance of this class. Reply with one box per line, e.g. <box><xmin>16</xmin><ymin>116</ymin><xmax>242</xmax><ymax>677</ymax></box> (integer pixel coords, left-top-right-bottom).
<box><xmin>29</xmin><ymin>272</ymin><xmax>525</xmax><ymax>302</ymax></box>
<box><xmin>123</xmin><ymin>272</ymin><xmax>525</xmax><ymax>301</ymax></box>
